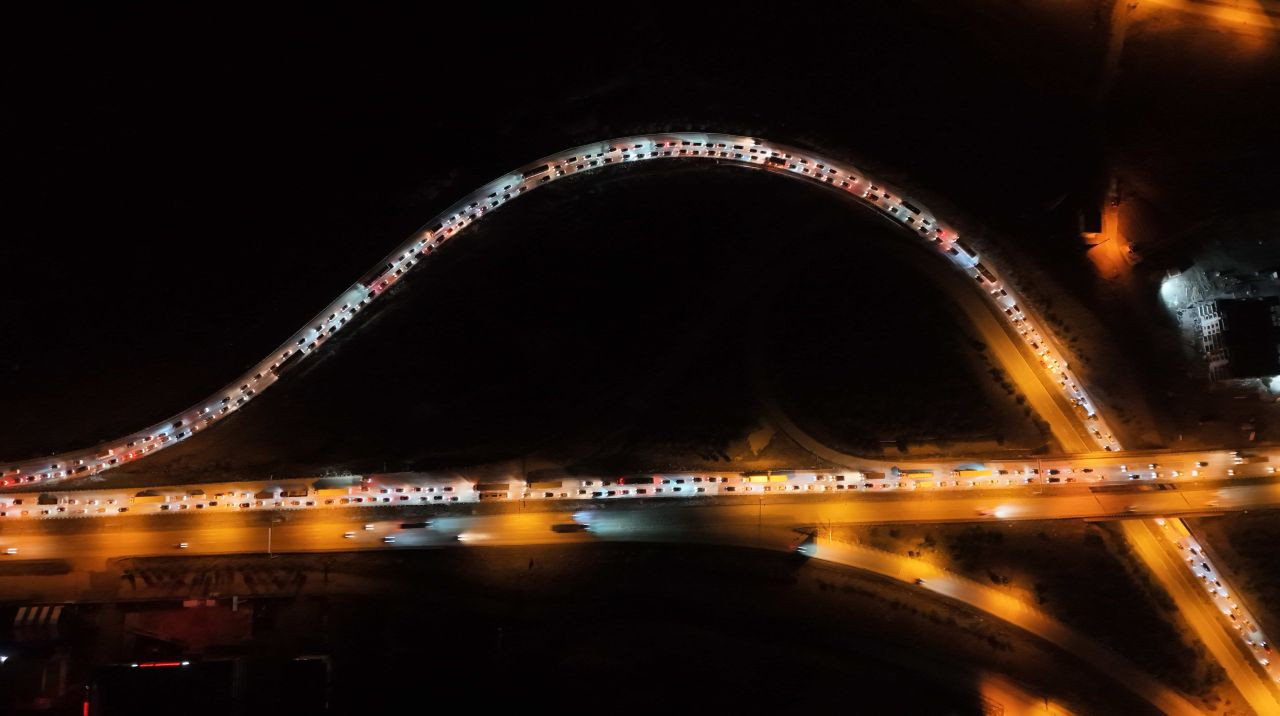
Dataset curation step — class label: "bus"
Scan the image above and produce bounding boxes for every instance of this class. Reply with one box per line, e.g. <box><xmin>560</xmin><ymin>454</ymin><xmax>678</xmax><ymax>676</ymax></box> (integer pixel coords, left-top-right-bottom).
<box><xmin>746</xmin><ymin>473</ymin><xmax>789</xmax><ymax>484</ymax></box>
<box><xmin>474</xmin><ymin>482</ymin><xmax>511</xmax><ymax>499</ymax></box>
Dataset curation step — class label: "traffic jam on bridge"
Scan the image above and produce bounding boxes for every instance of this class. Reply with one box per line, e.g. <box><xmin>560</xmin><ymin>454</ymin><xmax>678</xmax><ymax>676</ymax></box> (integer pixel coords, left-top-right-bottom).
<box><xmin>4</xmin><ymin>132</ymin><xmax>1276</xmax><ymax>701</ymax></box>
<box><xmin>0</xmin><ymin>134</ymin><xmax>1117</xmax><ymax>491</ymax></box>
<box><xmin>1</xmin><ymin>446</ymin><xmax>1274</xmax><ymax>524</ymax></box>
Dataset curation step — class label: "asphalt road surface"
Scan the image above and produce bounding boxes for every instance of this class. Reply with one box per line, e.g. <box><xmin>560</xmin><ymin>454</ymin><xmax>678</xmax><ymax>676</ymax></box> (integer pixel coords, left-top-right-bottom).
<box><xmin>0</xmin><ymin>502</ymin><xmax>1199</xmax><ymax>714</ymax></box>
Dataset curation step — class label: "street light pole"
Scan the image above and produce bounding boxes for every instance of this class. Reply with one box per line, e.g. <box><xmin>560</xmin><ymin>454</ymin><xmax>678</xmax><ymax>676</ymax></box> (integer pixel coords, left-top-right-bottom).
<box><xmin>268</xmin><ymin>516</ymin><xmax>283</xmax><ymax>558</ymax></box>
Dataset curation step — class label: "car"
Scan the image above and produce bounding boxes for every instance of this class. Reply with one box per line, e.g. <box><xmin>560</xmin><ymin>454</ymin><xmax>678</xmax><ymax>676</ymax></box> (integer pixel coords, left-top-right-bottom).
<box><xmin>177</xmin><ymin>542</ymin><xmax>189</xmax><ymax>549</ymax></box>
<box><xmin>117</xmin><ymin>507</ymin><xmax>129</xmax><ymax>513</ymax></box>
<box><xmin>363</xmin><ymin>524</ymin><xmax>374</xmax><ymax>531</ymax></box>
<box><xmin>551</xmin><ymin>523</ymin><xmax>589</xmax><ymax>533</ymax></box>
<box><xmin>382</xmin><ymin>536</ymin><xmax>396</xmax><ymax>543</ymax></box>
<box><xmin>1047</xmin><ymin>469</ymin><xmax>1060</xmax><ymax>475</ymax></box>
<box><xmin>343</xmin><ymin>531</ymin><xmax>355</xmax><ymax>539</ymax></box>
<box><xmin>3</xmin><ymin>548</ymin><xmax>16</xmax><ymax>555</ymax></box>
<box><xmin>239</xmin><ymin>502</ymin><xmax>251</xmax><ymax>509</ymax></box>
<box><xmin>1196</xmin><ymin>461</ymin><xmax>1209</xmax><ymax>468</ymax></box>
<box><xmin>914</xmin><ymin>578</ymin><xmax>926</xmax><ymax>585</ymax></box>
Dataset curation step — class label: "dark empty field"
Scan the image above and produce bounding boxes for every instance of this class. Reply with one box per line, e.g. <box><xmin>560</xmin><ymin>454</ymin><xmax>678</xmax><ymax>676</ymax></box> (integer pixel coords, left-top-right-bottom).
<box><xmin>835</xmin><ymin>519</ymin><xmax>1228</xmax><ymax>706</ymax></box>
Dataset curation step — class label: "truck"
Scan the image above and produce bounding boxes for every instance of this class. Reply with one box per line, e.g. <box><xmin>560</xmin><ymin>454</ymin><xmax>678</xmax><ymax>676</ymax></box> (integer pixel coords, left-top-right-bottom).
<box><xmin>313</xmin><ymin>475</ymin><xmax>361</xmax><ymax>490</ymax></box>
<box><xmin>132</xmin><ymin>492</ymin><xmax>168</xmax><ymax>505</ymax></box>
<box><xmin>1232</xmin><ymin>452</ymin><xmax>1269</xmax><ymax>465</ymax></box>
<box><xmin>314</xmin><ymin>487</ymin><xmax>350</xmax><ymax>498</ymax></box>
<box><xmin>270</xmin><ymin>350</ymin><xmax>305</xmax><ymax>377</ymax></box>
<box><xmin>361</xmin><ymin>263</ymin><xmax>393</xmax><ymax>288</ymax></box>
<box><xmin>894</xmin><ymin>468</ymin><xmax>934</xmax><ymax>479</ymax></box>
<box><xmin>36</xmin><ymin>493</ymin><xmax>59</xmax><ymax>506</ymax></box>
<box><xmin>1071</xmin><ymin>400</ymin><xmax>1095</xmax><ymax>421</ymax></box>
<box><xmin>953</xmin><ymin>468</ymin><xmax>992</xmax><ymax>479</ymax></box>
<box><xmin>279</xmin><ymin>486</ymin><xmax>308</xmax><ymax>498</ymax></box>
<box><xmin>973</xmin><ymin>263</ymin><xmax>997</xmax><ymax>284</ymax></box>
<box><xmin>953</xmin><ymin>239</ymin><xmax>978</xmax><ymax>260</ymax></box>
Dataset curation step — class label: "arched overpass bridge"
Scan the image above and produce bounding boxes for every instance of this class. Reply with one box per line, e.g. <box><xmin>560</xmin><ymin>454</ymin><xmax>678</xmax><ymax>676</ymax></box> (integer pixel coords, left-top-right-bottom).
<box><xmin>1</xmin><ymin>133</ymin><xmax>1118</xmax><ymax>486</ymax></box>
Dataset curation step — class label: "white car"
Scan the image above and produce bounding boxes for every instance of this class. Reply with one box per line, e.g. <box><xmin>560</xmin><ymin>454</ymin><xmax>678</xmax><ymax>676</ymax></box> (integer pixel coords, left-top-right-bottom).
<box><xmin>343</xmin><ymin>531</ymin><xmax>355</xmax><ymax>539</ymax></box>
<box><xmin>3</xmin><ymin>547</ymin><xmax>17</xmax><ymax>555</ymax></box>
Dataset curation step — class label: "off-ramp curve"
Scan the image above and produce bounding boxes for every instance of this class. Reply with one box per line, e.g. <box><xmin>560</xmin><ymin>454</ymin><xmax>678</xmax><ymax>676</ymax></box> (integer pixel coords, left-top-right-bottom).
<box><xmin>1</xmin><ymin>133</ymin><xmax>1115</xmax><ymax>487</ymax></box>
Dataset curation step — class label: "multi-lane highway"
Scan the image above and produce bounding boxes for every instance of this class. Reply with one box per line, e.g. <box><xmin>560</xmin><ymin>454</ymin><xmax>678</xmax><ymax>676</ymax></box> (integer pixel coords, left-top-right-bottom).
<box><xmin>1123</xmin><ymin>519</ymin><xmax>1280</xmax><ymax>715</ymax></box>
<box><xmin>0</xmin><ymin>132</ymin><xmax>1118</xmax><ymax>488</ymax></box>
<box><xmin>4</xmin><ymin>466</ymin><xmax>1280</xmax><ymax>534</ymax></box>
<box><xmin>6</xmin><ymin>443</ymin><xmax>1278</xmax><ymax>523</ymax></box>
<box><xmin>4</xmin><ymin>129</ymin><xmax>1275</xmax><ymax>710</ymax></box>
<box><xmin>0</xmin><ymin>498</ymin><xmax>1203</xmax><ymax>715</ymax></box>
